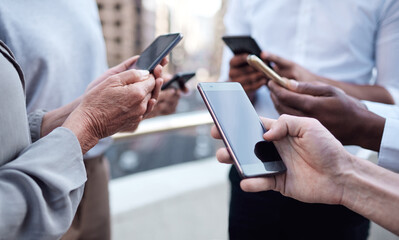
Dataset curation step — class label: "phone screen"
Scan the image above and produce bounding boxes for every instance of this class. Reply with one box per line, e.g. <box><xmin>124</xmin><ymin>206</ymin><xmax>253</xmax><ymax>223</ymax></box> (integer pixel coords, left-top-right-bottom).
<box><xmin>161</xmin><ymin>72</ymin><xmax>196</xmax><ymax>90</ymax></box>
<box><xmin>198</xmin><ymin>82</ymin><xmax>285</xmax><ymax>178</ymax></box>
<box><xmin>222</xmin><ymin>36</ymin><xmax>262</xmax><ymax>57</ymax></box>
<box><xmin>131</xmin><ymin>33</ymin><xmax>182</xmax><ymax>72</ymax></box>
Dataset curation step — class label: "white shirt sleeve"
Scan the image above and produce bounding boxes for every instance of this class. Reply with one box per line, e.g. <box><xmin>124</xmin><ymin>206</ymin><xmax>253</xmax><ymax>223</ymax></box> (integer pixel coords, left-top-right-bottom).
<box><xmin>379</xmin><ymin>118</ymin><xmax>399</xmax><ymax>173</ymax></box>
<box><xmin>363</xmin><ymin>100</ymin><xmax>399</xmax><ymax>119</ymax></box>
<box><xmin>219</xmin><ymin>0</ymin><xmax>251</xmax><ymax>82</ymax></box>
<box><xmin>375</xmin><ymin>0</ymin><xmax>399</xmax><ymax>104</ymax></box>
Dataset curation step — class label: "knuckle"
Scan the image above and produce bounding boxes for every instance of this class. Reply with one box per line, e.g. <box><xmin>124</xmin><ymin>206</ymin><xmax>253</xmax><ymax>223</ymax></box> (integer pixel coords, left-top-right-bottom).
<box><xmin>109</xmin><ymin>75</ymin><xmax>122</xmax><ymax>83</ymax></box>
<box><xmin>301</xmin><ymin>101</ymin><xmax>314</xmax><ymax>113</ymax></box>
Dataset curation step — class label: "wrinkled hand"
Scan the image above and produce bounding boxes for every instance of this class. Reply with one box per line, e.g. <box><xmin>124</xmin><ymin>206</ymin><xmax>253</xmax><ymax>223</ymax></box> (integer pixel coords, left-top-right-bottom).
<box><xmin>229</xmin><ymin>54</ymin><xmax>267</xmax><ymax>94</ymax></box>
<box><xmin>261</xmin><ymin>52</ymin><xmax>318</xmax><ymax>83</ymax></box>
<box><xmin>63</xmin><ymin>69</ymin><xmax>163</xmax><ymax>153</ymax></box>
<box><xmin>212</xmin><ymin>115</ymin><xmax>352</xmax><ymax>205</ymax></box>
<box><xmin>86</xmin><ymin>56</ymin><xmax>168</xmax><ymax>92</ymax></box>
<box><xmin>268</xmin><ymin>80</ymin><xmax>370</xmax><ymax>145</ymax></box>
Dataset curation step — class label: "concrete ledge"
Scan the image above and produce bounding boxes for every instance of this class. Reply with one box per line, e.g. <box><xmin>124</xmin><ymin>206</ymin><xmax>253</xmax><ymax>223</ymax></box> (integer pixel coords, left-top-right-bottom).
<box><xmin>110</xmin><ymin>158</ymin><xmax>230</xmax><ymax>240</ymax></box>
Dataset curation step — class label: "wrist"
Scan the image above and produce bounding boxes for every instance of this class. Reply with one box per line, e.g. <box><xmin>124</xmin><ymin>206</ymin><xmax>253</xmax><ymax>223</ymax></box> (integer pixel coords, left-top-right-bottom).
<box><xmin>338</xmin><ymin>154</ymin><xmax>363</xmax><ymax>207</ymax></box>
<box><xmin>353</xmin><ymin>108</ymin><xmax>385</xmax><ymax>151</ymax></box>
<box><xmin>62</xmin><ymin>108</ymin><xmax>100</xmax><ymax>154</ymax></box>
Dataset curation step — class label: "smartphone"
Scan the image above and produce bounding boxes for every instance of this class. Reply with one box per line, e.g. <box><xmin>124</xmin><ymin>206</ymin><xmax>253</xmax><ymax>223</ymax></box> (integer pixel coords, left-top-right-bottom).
<box><xmin>198</xmin><ymin>82</ymin><xmax>286</xmax><ymax>178</ymax></box>
<box><xmin>222</xmin><ymin>35</ymin><xmax>262</xmax><ymax>57</ymax></box>
<box><xmin>129</xmin><ymin>33</ymin><xmax>183</xmax><ymax>72</ymax></box>
<box><xmin>247</xmin><ymin>55</ymin><xmax>289</xmax><ymax>88</ymax></box>
<box><xmin>161</xmin><ymin>72</ymin><xmax>196</xmax><ymax>91</ymax></box>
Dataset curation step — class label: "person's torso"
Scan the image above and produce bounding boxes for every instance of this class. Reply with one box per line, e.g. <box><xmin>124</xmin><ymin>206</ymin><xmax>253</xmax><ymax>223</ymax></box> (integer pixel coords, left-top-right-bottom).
<box><xmin>223</xmin><ymin>0</ymin><xmax>389</xmax><ymax>118</ymax></box>
<box><xmin>0</xmin><ymin>0</ymin><xmax>108</xmax><ymax>112</ymax></box>
<box><xmin>237</xmin><ymin>0</ymin><xmax>384</xmax><ymax>83</ymax></box>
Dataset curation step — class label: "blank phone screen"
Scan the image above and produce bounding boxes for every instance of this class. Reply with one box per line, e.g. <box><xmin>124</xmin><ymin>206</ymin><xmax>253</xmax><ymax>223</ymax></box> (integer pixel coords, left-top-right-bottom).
<box><xmin>206</xmin><ymin>90</ymin><xmax>279</xmax><ymax>164</ymax></box>
<box><xmin>135</xmin><ymin>34</ymin><xmax>181</xmax><ymax>71</ymax></box>
<box><xmin>204</xmin><ymin>89</ymin><xmax>282</xmax><ymax>168</ymax></box>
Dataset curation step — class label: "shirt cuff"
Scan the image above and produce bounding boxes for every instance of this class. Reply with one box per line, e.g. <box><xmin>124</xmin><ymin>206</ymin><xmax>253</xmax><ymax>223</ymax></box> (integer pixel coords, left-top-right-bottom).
<box><xmin>362</xmin><ymin>100</ymin><xmax>399</xmax><ymax>119</ymax></box>
<box><xmin>28</xmin><ymin>109</ymin><xmax>47</xmax><ymax>143</ymax></box>
<box><xmin>378</xmin><ymin>118</ymin><xmax>399</xmax><ymax>173</ymax></box>
<box><xmin>386</xmin><ymin>86</ymin><xmax>399</xmax><ymax>106</ymax></box>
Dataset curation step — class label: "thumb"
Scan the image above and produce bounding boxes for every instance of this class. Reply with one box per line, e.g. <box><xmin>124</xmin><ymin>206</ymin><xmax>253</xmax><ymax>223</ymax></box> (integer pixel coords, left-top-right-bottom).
<box><xmin>263</xmin><ymin>114</ymin><xmax>309</xmax><ymax>141</ymax></box>
<box><xmin>116</xmin><ymin>70</ymin><xmax>150</xmax><ymax>86</ymax></box>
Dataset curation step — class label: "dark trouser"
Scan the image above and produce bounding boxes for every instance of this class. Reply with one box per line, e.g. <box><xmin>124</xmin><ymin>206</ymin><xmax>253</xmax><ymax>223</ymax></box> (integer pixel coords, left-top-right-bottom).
<box><xmin>228</xmin><ymin>167</ymin><xmax>370</xmax><ymax>240</ymax></box>
<box><xmin>62</xmin><ymin>155</ymin><xmax>111</xmax><ymax>240</ymax></box>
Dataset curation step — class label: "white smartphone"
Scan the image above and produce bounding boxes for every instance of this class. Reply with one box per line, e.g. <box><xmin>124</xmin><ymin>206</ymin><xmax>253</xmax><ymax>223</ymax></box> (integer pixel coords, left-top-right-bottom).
<box><xmin>198</xmin><ymin>82</ymin><xmax>286</xmax><ymax>178</ymax></box>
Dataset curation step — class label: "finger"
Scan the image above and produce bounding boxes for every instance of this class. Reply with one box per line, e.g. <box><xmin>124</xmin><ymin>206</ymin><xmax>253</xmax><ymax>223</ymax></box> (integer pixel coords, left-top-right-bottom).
<box><xmin>240</xmin><ymin>177</ymin><xmax>276</xmax><ymax>192</ymax></box>
<box><xmin>151</xmin><ymin>78</ymin><xmax>163</xmax><ymax>101</ymax></box>
<box><xmin>229</xmin><ymin>54</ymin><xmax>249</xmax><ymax>68</ymax></box>
<box><xmin>211</xmin><ymin>125</ymin><xmax>222</xmax><ymax>139</ymax></box>
<box><xmin>229</xmin><ymin>65</ymin><xmax>258</xmax><ymax>79</ymax></box>
<box><xmin>117</xmin><ymin>69</ymin><xmax>151</xmax><ymax>86</ymax></box>
<box><xmin>129</xmin><ymin>75</ymin><xmax>156</xmax><ymax>97</ymax></box>
<box><xmin>153</xmin><ymin>65</ymin><xmax>163</xmax><ymax>80</ymax></box>
<box><xmin>261</xmin><ymin>52</ymin><xmax>292</xmax><ymax>68</ymax></box>
<box><xmin>216</xmin><ymin>148</ymin><xmax>234</xmax><ymax>164</ymax></box>
<box><xmin>144</xmin><ymin>98</ymin><xmax>157</xmax><ymax>118</ymax></box>
<box><xmin>160</xmin><ymin>56</ymin><xmax>169</xmax><ymax>67</ymax></box>
<box><xmin>264</xmin><ymin>114</ymin><xmax>312</xmax><ymax>141</ymax></box>
<box><xmin>292</xmin><ymin>82</ymin><xmax>337</xmax><ymax>96</ymax></box>
<box><xmin>248</xmin><ymin>78</ymin><xmax>267</xmax><ymax>92</ymax></box>
<box><xmin>110</xmin><ymin>56</ymin><xmax>140</xmax><ymax>73</ymax></box>
<box><xmin>270</xmin><ymin>92</ymin><xmax>306</xmax><ymax>116</ymax></box>
<box><xmin>267</xmin><ymin>81</ymin><xmax>315</xmax><ymax>113</ymax></box>
<box><xmin>259</xmin><ymin>117</ymin><xmax>276</xmax><ymax>131</ymax></box>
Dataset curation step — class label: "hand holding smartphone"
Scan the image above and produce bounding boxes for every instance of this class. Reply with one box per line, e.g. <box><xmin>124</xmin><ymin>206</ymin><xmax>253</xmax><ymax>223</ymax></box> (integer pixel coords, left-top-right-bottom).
<box><xmin>161</xmin><ymin>72</ymin><xmax>196</xmax><ymax>91</ymax></box>
<box><xmin>198</xmin><ymin>82</ymin><xmax>286</xmax><ymax>178</ymax></box>
<box><xmin>247</xmin><ymin>55</ymin><xmax>289</xmax><ymax>88</ymax></box>
<box><xmin>129</xmin><ymin>33</ymin><xmax>183</xmax><ymax>72</ymax></box>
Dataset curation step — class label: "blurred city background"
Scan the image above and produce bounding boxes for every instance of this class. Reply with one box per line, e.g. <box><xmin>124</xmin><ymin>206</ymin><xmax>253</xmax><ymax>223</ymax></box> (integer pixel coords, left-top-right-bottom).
<box><xmin>97</xmin><ymin>0</ymin><xmax>227</xmax><ymax>179</ymax></box>
<box><xmin>94</xmin><ymin>1</ymin><xmax>398</xmax><ymax>239</ymax></box>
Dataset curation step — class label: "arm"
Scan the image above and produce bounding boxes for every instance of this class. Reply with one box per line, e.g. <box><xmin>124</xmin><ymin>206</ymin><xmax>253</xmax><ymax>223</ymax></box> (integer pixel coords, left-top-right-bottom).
<box><xmin>262</xmin><ymin>53</ymin><xmax>395</xmax><ymax>104</ymax></box>
<box><xmin>37</xmin><ymin>57</ymin><xmax>166</xmax><ymax>139</ymax></box>
<box><xmin>268</xmin><ymin>80</ymin><xmax>386</xmax><ymax>151</ymax></box>
<box><xmin>212</xmin><ymin>115</ymin><xmax>399</xmax><ymax>235</ymax></box>
<box><xmin>0</xmin><ymin>128</ymin><xmax>86</xmax><ymax>240</ymax></box>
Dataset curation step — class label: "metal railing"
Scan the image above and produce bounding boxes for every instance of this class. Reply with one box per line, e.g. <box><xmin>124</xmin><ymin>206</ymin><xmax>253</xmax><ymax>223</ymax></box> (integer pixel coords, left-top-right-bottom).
<box><xmin>112</xmin><ymin>110</ymin><xmax>214</xmax><ymax>141</ymax></box>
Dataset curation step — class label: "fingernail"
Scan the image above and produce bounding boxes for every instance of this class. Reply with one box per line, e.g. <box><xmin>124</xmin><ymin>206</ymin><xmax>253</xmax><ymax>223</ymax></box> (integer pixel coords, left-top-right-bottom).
<box><xmin>136</xmin><ymin>70</ymin><xmax>150</xmax><ymax>79</ymax></box>
<box><xmin>288</xmin><ymin>79</ymin><xmax>298</xmax><ymax>90</ymax></box>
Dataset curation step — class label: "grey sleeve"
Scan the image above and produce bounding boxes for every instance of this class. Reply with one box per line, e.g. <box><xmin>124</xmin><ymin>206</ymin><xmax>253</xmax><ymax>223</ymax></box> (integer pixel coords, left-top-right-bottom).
<box><xmin>0</xmin><ymin>127</ymin><xmax>87</xmax><ymax>240</ymax></box>
<box><xmin>28</xmin><ymin>109</ymin><xmax>47</xmax><ymax>143</ymax></box>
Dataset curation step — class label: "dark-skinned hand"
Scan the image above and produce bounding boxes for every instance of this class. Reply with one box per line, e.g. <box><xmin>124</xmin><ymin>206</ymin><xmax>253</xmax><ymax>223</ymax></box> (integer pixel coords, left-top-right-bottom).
<box><xmin>268</xmin><ymin>80</ymin><xmax>385</xmax><ymax>151</ymax></box>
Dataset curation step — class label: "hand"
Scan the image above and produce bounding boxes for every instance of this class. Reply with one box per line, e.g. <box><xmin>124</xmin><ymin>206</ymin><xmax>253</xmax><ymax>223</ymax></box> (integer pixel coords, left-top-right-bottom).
<box><xmin>86</xmin><ymin>56</ymin><xmax>168</xmax><ymax>92</ymax></box>
<box><xmin>229</xmin><ymin>54</ymin><xmax>268</xmax><ymax>95</ymax></box>
<box><xmin>261</xmin><ymin>52</ymin><xmax>319</xmax><ymax>83</ymax></box>
<box><xmin>267</xmin><ymin>80</ymin><xmax>385</xmax><ymax>149</ymax></box>
<box><xmin>212</xmin><ymin>115</ymin><xmax>352</xmax><ymax>205</ymax></box>
<box><xmin>63</xmin><ymin>69</ymin><xmax>163</xmax><ymax>153</ymax></box>
<box><xmin>145</xmin><ymin>88</ymin><xmax>181</xmax><ymax>119</ymax></box>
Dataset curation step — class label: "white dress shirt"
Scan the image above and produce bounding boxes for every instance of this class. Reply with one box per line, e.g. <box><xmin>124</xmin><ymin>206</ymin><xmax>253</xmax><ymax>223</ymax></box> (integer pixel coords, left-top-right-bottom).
<box><xmin>220</xmin><ymin>0</ymin><xmax>399</xmax><ymax>119</ymax></box>
<box><xmin>362</xmin><ymin>101</ymin><xmax>399</xmax><ymax>172</ymax></box>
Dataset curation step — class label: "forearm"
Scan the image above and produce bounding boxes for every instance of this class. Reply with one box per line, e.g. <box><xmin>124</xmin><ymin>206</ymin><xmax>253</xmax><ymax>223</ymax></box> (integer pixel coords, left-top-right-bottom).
<box><xmin>41</xmin><ymin>96</ymin><xmax>82</xmax><ymax>137</ymax></box>
<box><xmin>341</xmin><ymin>156</ymin><xmax>399</xmax><ymax>235</ymax></box>
<box><xmin>319</xmin><ymin>77</ymin><xmax>394</xmax><ymax>104</ymax></box>
<box><xmin>351</xmin><ymin>109</ymin><xmax>386</xmax><ymax>151</ymax></box>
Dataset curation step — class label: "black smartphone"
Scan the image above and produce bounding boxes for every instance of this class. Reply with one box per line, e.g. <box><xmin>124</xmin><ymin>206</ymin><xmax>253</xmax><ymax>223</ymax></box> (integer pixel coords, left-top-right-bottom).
<box><xmin>161</xmin><ymin>72</ymin><xmax>196</xmax><ymax>91</ymax></box>
<box><xmin>222</xmin><ymin>35</ymin><xmax>262</xmax><ymax>57</ymax></box>
<box><xmin>198</xmin><ymin>82</ymin><xmax>286</xmax><ymax>178</ymax></box>
<box><xmin>129</xmin><ymin>33</ymin><xmax>183</xmax><ymax>72</ymax></box>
